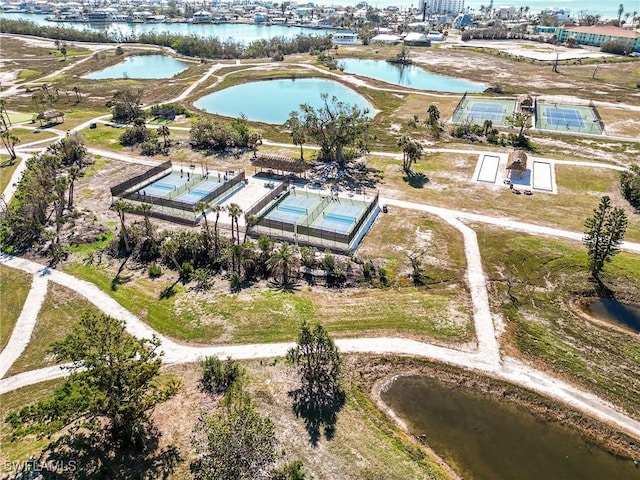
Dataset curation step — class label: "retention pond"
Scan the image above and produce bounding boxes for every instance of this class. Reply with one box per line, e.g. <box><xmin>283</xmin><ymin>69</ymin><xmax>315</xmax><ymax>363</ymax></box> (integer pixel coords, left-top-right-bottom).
<box><xmin>381</xmin><ymin>375</ymin><xmax>639</xmax><ymax>480</ymax></box>
<box><xmin>584</xmin><ymin>298</ymin><xmax>640</xmax><ymax>333</ymax></box>
<box><xmin>194</xmin><ymin>78</ymin><xmax>374</xmax><ymax>124</ymax></box>
<box><xmin>339</xmin><ymin>58</ymin><xmax>485</xmax><ymax>93</ymax></box>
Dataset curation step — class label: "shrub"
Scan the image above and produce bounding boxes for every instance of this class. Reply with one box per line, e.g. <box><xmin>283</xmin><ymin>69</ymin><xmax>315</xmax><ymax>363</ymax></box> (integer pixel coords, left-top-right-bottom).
<box><xmin>229</xmin><ymin>271</ymin><xmax>242</xmax><ymax>291</ymax></box>
<box><xmin>180</xmin><ymin>261</ymin><xmax>193</xmax><ymax>281</ymax></box>
<box><xmin>140</xmin><ymin>139</ymin><xmax>160</xmax><ymax>156</ymax></box>
<box><xmin>332</xmin><ymin>268</ymin><xmax>347</xmax><ymax>286</ymax></box>
<box><xmin>115</xmin><ymin>45</ymin><xmax>124</xmax><ymax>55</ymax></box>
<box><xmin>378</xmin><ymin>267</ymin><xmax>389</xmax><ymax>286</ymax></box>
<box><xmin>600</xmin><ymin>39</ymin><xmax>634</xmax><ymax>55</ymax></box>
<box><xmin>620</xmin><ymin>164</ymin><xmax>640</xmax><ymax>211</ymax></box>
<box><xmin>148</xmin><ymin>263</ymin><xmax>162</xmax><ymax>278</ymax></box>
<box><xmin>321</xmin><ymin>251</ymin><xmax>336</xmax><ymax>272</ymax></box>
<box><xmin>300</xmin><ymin>246</ymin><xmax>316</xmax><ymax>268</ymax></box>
<box><xmin>200</xmin><ymin>356</ymin><xmax>244</xmax><ymax>394</ymax></box>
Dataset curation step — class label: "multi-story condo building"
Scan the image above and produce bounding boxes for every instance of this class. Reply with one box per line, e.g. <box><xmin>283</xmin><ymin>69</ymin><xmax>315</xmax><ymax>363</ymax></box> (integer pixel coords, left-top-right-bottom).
<box><xmin>417</xmin><ymin>0</ymin><xmax>464</xmax><ymax>15</ymax></box>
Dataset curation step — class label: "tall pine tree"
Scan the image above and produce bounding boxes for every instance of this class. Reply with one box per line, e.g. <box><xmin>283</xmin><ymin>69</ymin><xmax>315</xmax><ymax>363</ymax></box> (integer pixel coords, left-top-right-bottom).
<box><xmin>583</xmin><ymin>196</ymin><xmax>628</xmax><ymax>277</ymax></box>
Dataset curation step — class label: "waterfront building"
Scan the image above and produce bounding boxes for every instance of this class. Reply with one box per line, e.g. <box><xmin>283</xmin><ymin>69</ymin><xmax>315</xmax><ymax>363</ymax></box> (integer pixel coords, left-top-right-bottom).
<box><xmin>417</xmin><ymin>0</ymin><xmax>464</xmax><ymax>15</ymax></box>
<box><xmin>331</xmin><ymin>31</ymin><xmax>362</xmax><ymax>45</ymax></box>
<box><xmin>556</xmin><ymin>24</ymin><xmax>640</xmax><ymax>51</ymax></box>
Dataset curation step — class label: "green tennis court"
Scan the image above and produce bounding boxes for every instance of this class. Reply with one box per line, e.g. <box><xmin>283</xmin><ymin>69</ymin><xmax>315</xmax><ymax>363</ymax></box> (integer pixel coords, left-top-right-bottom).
<box><xmin>451</xmin><ymin>97</ymin><xmax>516</xmax><ymax>127</ymax></box>
<box><xmin>536</xmin><ymin>102</ymin><xmax>603</xmax><ymax>135</ymax></box>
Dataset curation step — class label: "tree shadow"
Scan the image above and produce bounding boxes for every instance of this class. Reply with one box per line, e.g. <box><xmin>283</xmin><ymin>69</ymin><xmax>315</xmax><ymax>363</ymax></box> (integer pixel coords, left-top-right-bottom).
<box><xmin>33</xmin><ymin>428</ymin><xmax>181</xmax><ymax>480</ymax></box>
<box><xmin>268</xmin><ymin>281</ymin><xmax>300</xmax><ymax>293</ymax></box>
<box><xmin>590</xmin><ymin>275</ymin><xmax>614</xmax><ymax>299</ymax></box>
<box><xmin>288</xmin><ymin>383</ymin><xmax>345</xmax><ymax>447</ymax></box>
<box><xmin>311</xmin><ymin>160</ymin><xmax>383</xmax><ymax>190</ymax></box>
<box><xmin>402</xmin><ymin>171</ymin><xmax>429</xmax><ymax>189</ymax></box>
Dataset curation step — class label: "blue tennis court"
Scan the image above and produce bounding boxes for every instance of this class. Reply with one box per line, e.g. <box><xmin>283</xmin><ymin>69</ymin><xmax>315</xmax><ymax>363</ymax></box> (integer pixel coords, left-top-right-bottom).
<box><xmin>316</xmin><ymin>205</ymin><xmax>361</xmax><ymax>233</ymax></box>
<box><xmin>467</xmin><ymin>102</ymin><xmax>505</xmax><ymax>123</ymax></box>
<box><xmin>545</xmin><ymin>107</ymin><xmax>585</xmax><ymax>128</ymax></box>
<box><xmin>265</xmin><ymin>195</ymin><xmax>316</xmax><ymax>224</ymax></box>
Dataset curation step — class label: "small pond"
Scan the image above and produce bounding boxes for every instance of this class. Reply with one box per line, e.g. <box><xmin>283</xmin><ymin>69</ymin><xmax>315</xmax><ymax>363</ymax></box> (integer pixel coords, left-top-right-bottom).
<box><xmin>84</xmin><ymin>55</ymin><xmax>189</xmax><ymax>80</ymax></box>
<box><xmin>381</xmin><ymin>375</ymin><xmax>638</xmax><ymax>480</ymax></box>
<box><xmin>194</xmin><ymin>78</ymin><xmax>374</xmax><ymax>124</ymax></box>
<box><xmin>339</xmin><ymin>58</ymin><xmax>485</xmax><ymax>93</ymax></box>
<box><xmin>585</xmin><ymin>299</ymin><xmax>640</xmax><ymax>333</ymax></box>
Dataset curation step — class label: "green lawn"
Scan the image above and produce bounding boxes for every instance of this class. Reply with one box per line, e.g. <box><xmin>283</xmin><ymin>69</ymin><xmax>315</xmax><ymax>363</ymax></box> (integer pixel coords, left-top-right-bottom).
<box><xmin>0</xmin><ymin>156</ymin><xmax>20</xmax><ymax>193</ymax></box>
<box><xmin>12</xmin><ymin>127</ymin><xmax>59</xmax><ymax>146</ymax></box>
<box><xmin>5</xmin><ymin>283</ymin><xmax>101</xmax><ymax>377</ymax></box>
<box><xmin>57</xmin><ymin>210</ymin><xmax>472</xmax><ymax>345</ymax></box>
<box><xmin>6</xmin><ymin>112</ymin><xmax>35</xmax><ymax>124</ymax></box>
<box><xmin>0</xmin><ymin>265</ymin><xmax>32</xmax><ymax>352</ymax></box>
<box><xmin>0</xmin><ymin>379</ymin><xmax>63</xmax><ymax>463</ymax></box>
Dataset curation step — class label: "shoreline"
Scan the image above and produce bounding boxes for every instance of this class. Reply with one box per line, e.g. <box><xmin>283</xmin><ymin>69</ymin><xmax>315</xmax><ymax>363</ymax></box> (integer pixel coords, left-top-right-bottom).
<box><xmin>353</xmin><ymin>355</ymin><xmax>640</xmax><ymax>464</ymax></box>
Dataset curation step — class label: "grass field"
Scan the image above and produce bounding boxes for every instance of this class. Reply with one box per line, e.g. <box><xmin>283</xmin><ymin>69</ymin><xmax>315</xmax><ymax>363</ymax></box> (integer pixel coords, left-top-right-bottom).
<box><xmin>0</xmin><ymin>265</ymin><xmax>32</xmax><ymax>352</ymax></box>
<box><xmin>367</xmin><ymin>154</ymin><xmax>640</xmax><ymax>242</ymax></box>
<box><xmin>5</xmin><ymin>283</ymin><xmax>101</xmax><ymax>377</ymax></box>
<box><xmin>0</xmin><ymin>379</ymin><xmax>64</xmax><ymax>464</ymax></box>
<box><xmin>57</xmin><ymin>211</ymin><xmax>472</xmax><ymax>345</ymax></box>
<box><xmin>5</xmin><ymin>112</ymin><xmax>34</xmax><ymax>124</ymax></box>
<box><xmin>0</xmin><ymin>156</ymin><xmax>20</xmax><ymax>193</ymax></box>
<box><xmin>11</xmin><ymin>127</ymin><xmax>59</xmax><ymax>146</ymax></box>
<box><xmin>477</xmin><ymin>226</ymin><xmax>640</xmax><ymax>419</ymax></box>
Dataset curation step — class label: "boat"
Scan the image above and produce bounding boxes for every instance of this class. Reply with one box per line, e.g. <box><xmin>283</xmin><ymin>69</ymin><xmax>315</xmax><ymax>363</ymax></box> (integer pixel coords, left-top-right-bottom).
<box><xmin>86</xmin><ymin>11</ymin><xmax>112</xmax><ymax>23</ymax></box>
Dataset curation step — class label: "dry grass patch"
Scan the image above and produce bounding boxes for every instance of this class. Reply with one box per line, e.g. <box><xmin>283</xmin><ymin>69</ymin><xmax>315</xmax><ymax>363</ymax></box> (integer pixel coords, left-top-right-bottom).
<box><xmin>5</xmin><ymin>283</ymin><xmax>100</xmax><ymax>377</ymax></box>
<box><xmin>0</xmin><ymin>264</ymin><xmax>32</xmax><ymax>352</ymax></box>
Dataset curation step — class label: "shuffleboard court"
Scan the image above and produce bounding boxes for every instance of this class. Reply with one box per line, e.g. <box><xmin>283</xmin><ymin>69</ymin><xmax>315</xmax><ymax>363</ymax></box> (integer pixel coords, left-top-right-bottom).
<box><xmin>532</xmin><ymin>161</ymin><xmax>553</xmax><ymax>191</ymax></box>
<box><xmin>477</xmin><ymin>155</ymin><xmax>501</xmax><ymax>183</ymax></box>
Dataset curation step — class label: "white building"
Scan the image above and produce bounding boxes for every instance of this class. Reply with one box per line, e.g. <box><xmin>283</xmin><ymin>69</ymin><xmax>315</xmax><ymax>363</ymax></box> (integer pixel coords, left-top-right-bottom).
<box><xmin>417</xmin><ymin>0</ymin><xmax>464</xmax><ymax>15</ymax></box>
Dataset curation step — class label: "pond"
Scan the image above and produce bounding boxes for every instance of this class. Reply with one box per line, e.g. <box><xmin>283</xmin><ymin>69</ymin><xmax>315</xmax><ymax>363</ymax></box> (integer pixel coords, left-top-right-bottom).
<box><xmin>585</xmin><ymin>298</ymin><xmax>640</xmax><ymax>333</ymax></box>
<box><xmin>339</xmin><ymin>58</ymin><xmax>485</xmax><ymax>93</ymax></box>
<box><xmin>381</xmin><ymin>375</ymin><xmax>638</xmax><ymax>480</ymax></box>
<box><xmin>83</xmin><ymin>55</ymin><xmax>189</xmax><ymax>79</ymax></box>
<box><xmin>194</xmin><ymin>78</ymin><xmax>374</xmax><ymax>124</ymax></box>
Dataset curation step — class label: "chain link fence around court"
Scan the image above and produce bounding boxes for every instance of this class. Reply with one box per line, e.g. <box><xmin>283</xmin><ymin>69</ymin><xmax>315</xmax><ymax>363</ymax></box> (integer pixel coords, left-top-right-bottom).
<box><xmin>451</xmin><ymin>94</ymin><xmax>518</xmax><ymax>127</ymax></box>
<box><xmin>250</xmin><ymin>191</ymin><xmax>379</xmax><ymax>252</ymax></box>
<box><xmin>535</xmin><ymin>100</ymin><xmax>604</xmax><ymax>135</ymax></box>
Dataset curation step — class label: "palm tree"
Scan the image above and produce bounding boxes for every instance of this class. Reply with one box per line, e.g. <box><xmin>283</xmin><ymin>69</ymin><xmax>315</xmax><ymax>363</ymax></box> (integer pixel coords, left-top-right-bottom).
<box><xmin>72</xmin><ymin>86</ymin><xmax>81</xmax><ymax>103</ymax></box>
<box><xmin>196</xmin><ymin>200</ymin><xmax>211</xmax><ymax>250</ymax></box>
<box><xmin>113</xmin><ymin>200</ymin><xmax>134</xmax><ymax>253</ymax></box>
<box><xmin>136</xmin><ymin>202</ymin><xmax>155</xmax><ymax>245</ymax></box>
<box><xmin>0</xmin><ymin>99</ymin><xmax>10</xmax><ymax>128</ymax></box>
<box><xmin>211</xmin><ymin>204</ymin><xmax>224</xmax><ymax>258</ymax></box>
<box><xmin>426</xmin><ymin>104</ymin><xmax>440</xmax><ymax>126</ymax></box>
<box><xmin>285</xmin><ymin>112</ymin><xmax>305</xmax><ymax>160</ymax></box>
<box><xmin>482</xmin><ymin>119</ymin><xmax>493</xmax><ymax>135</ymax></box>
<box><xmin>0</xmin><ymin>131</ymin><xmax>19</xmax><ymax>159</ymax></box>
<box><xmin>243</xmin><ymin>214</ymin><xmax>257</xmax><ymax>243</ymax></box>
<box><xmin>618</xmin><ymin>3</ymin><xmax>624</xmax><ymax>26</ymax></box>
<box><xmin>267</xmin><ymin>243</ymin><xmax>298</xmax><ymax>285</ymax></box>
<box><xmin>67</xmin><ymin>166</ymin><xmax>80</xmax><ymax>210</ymax></box>
<box><xmin>226</xmin><ymin>203</ymin><xmax>243</xmax><ymax>245</ymax></box>
<box><xmin>158</xmin><ymin>125</ymin><xmax>170</xmax><ymax>149</ymax></box>
<box><xmin>161</xmin><ymin>239</ymin><xmax>180</xmax><ymax>271</ymax></box>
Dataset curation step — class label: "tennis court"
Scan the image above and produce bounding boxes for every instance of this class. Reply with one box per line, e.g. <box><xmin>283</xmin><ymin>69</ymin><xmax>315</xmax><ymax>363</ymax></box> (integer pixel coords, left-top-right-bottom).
<box><xmin>264</xmin><ymin>194</ymin><xmax>317</xmax><ymax>224</ymax></box>
<box><xmin>451</xmin><ymin>96</ymin><xmax>516</xmax><ymax>127</ymax></box>
<box><xmin>536</xmin><ymin>102</ymin><xmax>603</xmax><ymax>135</ymax></box>
<box><xmin>175</xmin><ymin>180</ymin><xmax>223</xmax><ymax>204</ymax></box>
<box><xmin>138</xmin><ymin>172</ymin><xmax>190</xmax><ymax>198</ymax></box>
<box><xmin>314</xmin><ymin>204</ymin><xmax>362</xmax><ymax>234</ymax></box>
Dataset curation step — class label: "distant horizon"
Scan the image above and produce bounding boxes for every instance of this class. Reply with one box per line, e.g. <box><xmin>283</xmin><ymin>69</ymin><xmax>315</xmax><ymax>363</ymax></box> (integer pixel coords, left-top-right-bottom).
<box><xmin>322</xmin><ymin>0</ymin><xmax>634</xmax><ymax>20</ymax></box>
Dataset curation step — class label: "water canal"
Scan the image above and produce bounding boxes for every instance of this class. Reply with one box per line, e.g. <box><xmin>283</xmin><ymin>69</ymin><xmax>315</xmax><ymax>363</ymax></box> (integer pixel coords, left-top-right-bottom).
<box><xmin>381</xmin><ymin>375</ymin><xmax>639</xmax><ymax>480</ymax></box>
<box><xmin>1</xmin><ymin>13</ymin><xmax>336</xmax><ymax>43</ymax></box>
<box><xmin>194</xmin><ymin>78</ymin><xmax>374</xmax><ymax>124</ymax></box>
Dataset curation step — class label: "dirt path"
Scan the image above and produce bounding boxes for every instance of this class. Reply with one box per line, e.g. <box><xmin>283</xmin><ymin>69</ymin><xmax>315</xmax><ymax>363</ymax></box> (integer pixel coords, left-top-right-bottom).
<box><xmin>0</xmin><ymin>273</ymin><xmax>48</xmax><ymax>378</ymax></box>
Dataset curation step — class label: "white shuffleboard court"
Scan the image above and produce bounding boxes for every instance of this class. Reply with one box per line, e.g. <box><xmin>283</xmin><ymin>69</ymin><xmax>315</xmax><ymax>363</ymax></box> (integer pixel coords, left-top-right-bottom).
<box><xmin>532</xmin><ymin>161</ymin><xmax>553</xmax><ymax>191</ymax></box>
<box><xmin>478</xmin><ymin>155</ymin><xmax>501</xmax><ymax>183</ymax></box>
